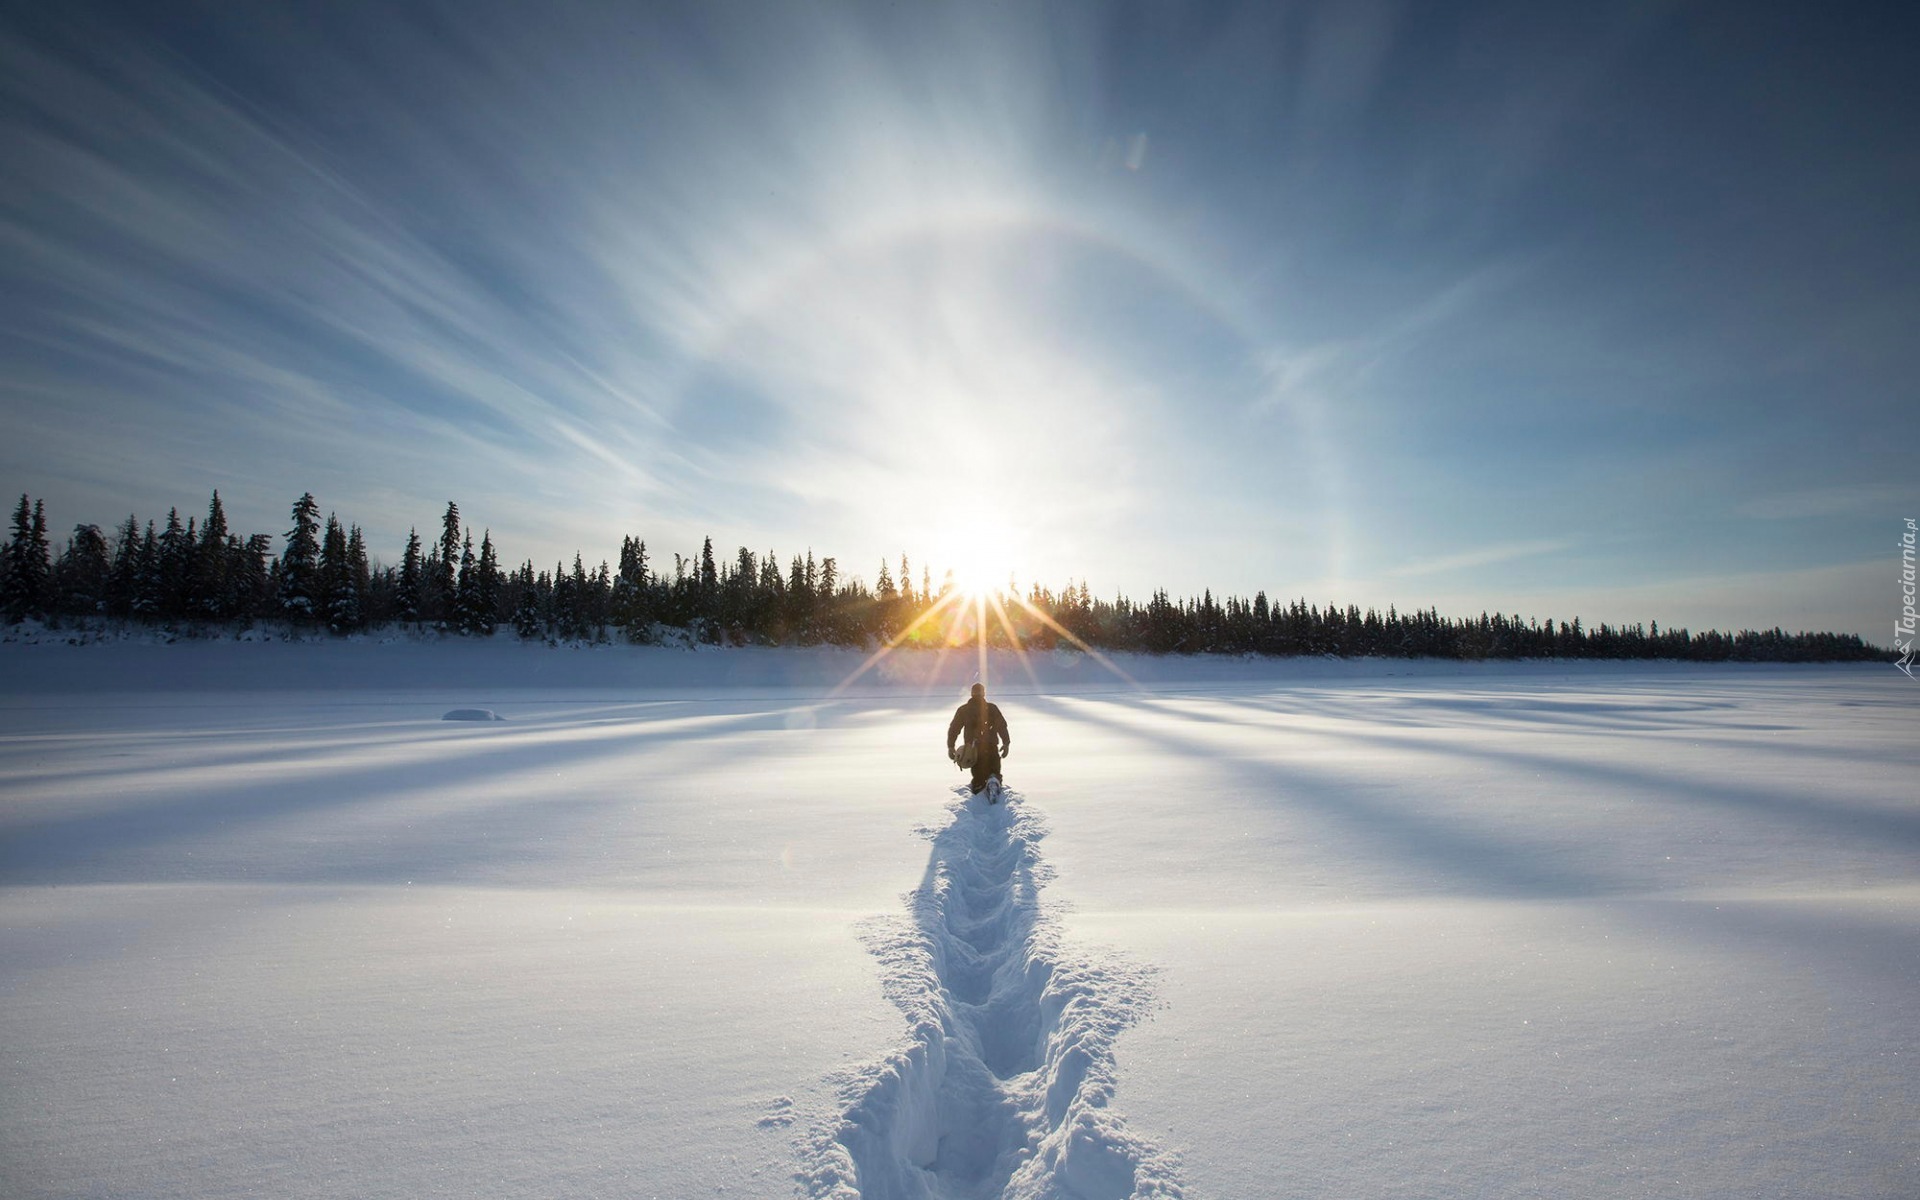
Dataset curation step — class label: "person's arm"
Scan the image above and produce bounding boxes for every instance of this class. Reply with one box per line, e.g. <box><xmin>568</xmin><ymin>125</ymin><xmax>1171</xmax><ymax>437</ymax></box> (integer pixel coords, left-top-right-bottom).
<box><xmin>993</xmin><ymin>705</ymin><xmax>1011</xmax><ymax>754</ymax></box>
<box><xmin>946</xmin><ymin>708</ymin><xmax>964</xmax><ymax>756</ymax></box>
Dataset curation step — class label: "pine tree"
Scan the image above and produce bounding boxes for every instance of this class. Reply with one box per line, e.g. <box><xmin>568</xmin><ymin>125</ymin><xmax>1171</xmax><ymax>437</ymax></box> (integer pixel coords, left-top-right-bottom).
<box><xmin>280</xmin><ymin>493</ymin><xmax>322</xmax><ymax>620</ymax></box>
<box><xmin>569</xmin><ymin>554</ymin><xmax>591</xmax><ymax>638</ymax></box>
<box><xmin>234</xmin><ymin>534</ymin><xmax>273</xmax><ymax>619</ymax></box>
<box><xmin>473</xmin><ymin>531</ymin><xmax>500</xmax><ymax>635</ymax></box>
<box><xmin>818</xmin><ymin>556</ymin><xmax>839</xmax><ymax>643</ymax></box>
<box><xmin>758</xmin><ymin>547</ymin><xmax>784</xmax><ymax>640</ymax></box>
<box><xmin>433</xmin><ymin>502</ymin><xmax>461</xmax><ymax>627</ymax></box>
<box><xmin>545</xmin><ymin>555</ymin><xmax>572</xmax><ymax>639</ymax></box>
<box><xmin>347</xmin><ymin>524</ymin><xmax>370</xmax><ymax>624</ymax></box>
<box><xmin>319</xmin><ymin>513</ymin><xmax>352</xmax><ymax>632</ymax></box>
<box><xmin>107</xmin><ymin>514</ymin><xmax>141</xmax><ymax>617</ymax></box>
<box><xmin>133</xmin><ymin>521</ymin><xmax>161</xmax><ymax>617</ymax></box>
<box><xmin>192</xmin><ymin>491</ymin><xmax>232</xmax><ymax>619</ymax></box>
<box><xmin>422</xmin><ymin>546</ymin><xmax>442</xmax><ymax>616</ymax></box>
<box><xmin>55</xmin><ymin>524</ymin><xmax>111</xmax><ymax>615</ymax></box>
<box><xmin>511</xmin><ymin>560</ymin><xmax>542</xmax><ymax>638</ymax></box>
<box><xmin>591</xmin><ymin>560</ymin><xmax>612</xmax><ymax>638</ymax></box>
<box><xmin>397</xmin><ymin>528</ymin><xmax>423</xmax><ymax>623</ymax></box>
<box><xmin>454</xmin><ymin>532</ymin><xmax>477</xmax><ymax>634</ymax></box>
<box><xmin>0</xmin><ymin>496</ymin><xmax>20</xmax><ymax>619</ymax></box>
<box><xmin>155</xmin><ymin>508</ymin><xmax>191</xmax><ymax>619</ymax></box>
<box><xmin>27</xmin><ymin>499</ymin><xmax>50</xmax><ymax>617</ymax></box>
<box><xmin>615</xmin><ymin>536</ymin><xmax>650</xmax><ymax>638</ymax></box>
<box><xmin>618</xmin><ymin>536</ymin><xmax>649</xmax><ymax>590</ymax></box>
<box><xmin>3</xmin><ymin>494</ymin><xmax>52</xmax><ymax>622</ymax></box>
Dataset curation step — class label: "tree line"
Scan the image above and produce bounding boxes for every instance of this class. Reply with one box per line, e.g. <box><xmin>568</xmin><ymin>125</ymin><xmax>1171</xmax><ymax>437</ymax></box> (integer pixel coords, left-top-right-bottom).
<box><xmin>0</xmin><ymin>490</ymin><xmax>1886</xmax><ymax>663</ymax></box>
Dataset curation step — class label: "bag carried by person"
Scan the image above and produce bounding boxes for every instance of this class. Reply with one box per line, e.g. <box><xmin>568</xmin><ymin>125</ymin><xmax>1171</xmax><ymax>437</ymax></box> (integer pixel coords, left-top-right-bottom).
<box><xmin>954</xmin><ymin>696</ymin><xmax>990</xmax><ymax>770</ymax></box>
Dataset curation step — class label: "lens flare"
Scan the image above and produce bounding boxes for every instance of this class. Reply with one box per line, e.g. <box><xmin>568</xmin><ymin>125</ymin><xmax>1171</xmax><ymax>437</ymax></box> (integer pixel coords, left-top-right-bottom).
<box><xmin>830</xmin><ymin>537</ymin><xmax>1137</xmax><ymax>699</ymax></box>
<box><xmin>951</xmin><ymin>556</ymin><xmax>1009</xmax><ymax>601</ymax></box>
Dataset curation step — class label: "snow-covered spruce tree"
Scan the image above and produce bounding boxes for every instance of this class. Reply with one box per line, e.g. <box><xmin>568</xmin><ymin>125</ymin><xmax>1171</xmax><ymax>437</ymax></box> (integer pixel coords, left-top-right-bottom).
<box><xmin>396</xmin><ymin>528</ymin><xmax>423</xmax><ymax>624</ymax></box>
<box><xmin>0</xmin><ymin>496</ymin><xmax>17</xmax><ymax>618</ymax></box>
<box><xmin>55</xmin><ymin>524</ymin><xmax>111</xmax><ymax>616</ymax></box>
<box><xmin>453</xmin><ymin>532</ymin><xmax>477</xmax><ymax>634</ymax></box>
<box><xmin>107</xmin><ymin>514</ymin><xmax>141</xmax><ymax>617</ymax></box>
<box><xmin>549</xmin><ymin>560</ymin><xmax>574</xmax><ymax>639</ymax></box>
<box><xmin>720</xmin><ymin>546</ymin><xmax>752</xmax><ymax>637</ymax></box>
<box><xmin>510</xmin><ymin>560</ymin><xmax>542</xmax><ymax>639</ymax></box>
<box><xmin>758</xmin><ymin>547</ymin><xmax>785</xmax><ymax>640</ymax></box>
<box><xmin>131</xmin><ymin>522</ymin><xmax>161</xmax><ymax>618</ymax></box>
<box><xmin>785</xmin><ymin>554</ymin><xmax>809</xmax><ymax>637</ymax></box>
<box><xmin>3</xmin><ymin>494</ymin><xmax>53</xmax><ymax>622</ymax></box>
<box><xmin>30</xmin><ymin>500</ymin><xmax>50</xmax><ymax>611</ymax></box>
<box><xmin>346</xmin><ymin>524</ymin><xmax>370</xmax><ymax>627</ymax></box>
<box><xmin>817</xmin><ymin>555</ymin><xmax>839</xmax><ymax>644</ymax></box>
<box><xmin>591</xmin><ymin>560</ymin><xmax>612</xmax><ymax>638</ymax></box>
<box><xmin>692</xmin><ymin>537</ymin><xmax>718</xmax><ymax>639</ymax></box>
<box><xmin>432</xmin><ymin>502</ymin><xmax>460</xmax><ymax>629</ymax></box>
<box><xmin>234</xmin><ymin>534</ymin><xmax>274</xmax><ymax>620</ymax></box>
<box><xmin>191</xmin><ymin>491</ymin><xmax>231</xmax><ymax>620</ymax></box>
<box><xmin>421</xmin><ymin>546</ymin><xmax>441</xmax><ymax>617</ymax></box>
<box><xmin>156</xmin><ymin>508</ymin><xmax>192</xmax><ymax>620</ymax></box>
<box><xmin>565</xmin><ymin>553</ymin><xmax>592</xmax><ymax>639</ymax></box>
<box><xmin>318</xmin><ymin>514</ymin><xmax>349</xmax><ymax>633</ymax></box>
<box><xmin>874</xmin><ymin>557</ymin><xmax>898</xmax><ymax>639</ymax></box>
<box><xmin>614</xmin><ymin>535</ymin><xmax>650</xmax><ymax>640</ymax></box>
<box><xmin>280</xmin><ymin>493</ymin><xmax>322</xmax><ymax>622</ymax></box>
<box><xmin>472</xmin><ymin>531</ymin><xmax>500</xmax><ymax>635</ymax></box>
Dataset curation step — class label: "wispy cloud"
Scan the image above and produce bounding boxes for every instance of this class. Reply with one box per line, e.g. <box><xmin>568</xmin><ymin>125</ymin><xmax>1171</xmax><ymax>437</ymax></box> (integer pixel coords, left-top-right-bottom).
<box><xmin>1737</xmin><ymin>485</ymin><xmax>1912</xmax><ymax>521</ymax></box>
<box><xmin>1248</xmin><ymin>257</ymin><xmax>1538</xmax><ymax>420</ymax></box>
<box><xmin>1385</xmin><ymin>538</ymin><xmax>1573</xmax><ymax>579</ymax></box>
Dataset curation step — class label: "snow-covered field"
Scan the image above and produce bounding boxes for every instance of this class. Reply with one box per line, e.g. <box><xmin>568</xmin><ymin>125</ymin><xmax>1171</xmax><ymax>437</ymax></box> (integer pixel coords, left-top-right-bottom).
<box><xmin>1</xmin><ymin>642</ymin><xmax>1914</xmax><ymax>1199</ymax></box>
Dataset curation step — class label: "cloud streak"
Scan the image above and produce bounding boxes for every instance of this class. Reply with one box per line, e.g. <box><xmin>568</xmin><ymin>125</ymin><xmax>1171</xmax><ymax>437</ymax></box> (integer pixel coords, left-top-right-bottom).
<box><xmin>1386</xmin><ymin>538</ymin><xmax>1573</xmax><ymax>579</ymax></box>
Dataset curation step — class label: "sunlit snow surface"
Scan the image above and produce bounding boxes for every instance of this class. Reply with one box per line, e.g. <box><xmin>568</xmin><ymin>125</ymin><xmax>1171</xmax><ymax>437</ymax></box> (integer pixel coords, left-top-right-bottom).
<box><xmin>1</xmin><ymin>642</ymin><xmax>1914</xmax><ymax>1199</ymax></box>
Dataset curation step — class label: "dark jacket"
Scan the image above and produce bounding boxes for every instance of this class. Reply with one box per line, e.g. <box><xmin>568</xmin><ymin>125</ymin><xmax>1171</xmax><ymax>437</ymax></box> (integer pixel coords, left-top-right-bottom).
<box><xmin>947</xmin><ymin>698</ymin><xmax>1009</xmax><ymax>755</ymax></box>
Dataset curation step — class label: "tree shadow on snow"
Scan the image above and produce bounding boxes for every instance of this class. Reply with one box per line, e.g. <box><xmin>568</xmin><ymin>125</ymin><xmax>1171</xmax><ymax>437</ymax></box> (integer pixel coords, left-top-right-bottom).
<box><xmin>0</xmin><ymin>704</ymin><xmax>838</xmax><ymax>886</ymax></box>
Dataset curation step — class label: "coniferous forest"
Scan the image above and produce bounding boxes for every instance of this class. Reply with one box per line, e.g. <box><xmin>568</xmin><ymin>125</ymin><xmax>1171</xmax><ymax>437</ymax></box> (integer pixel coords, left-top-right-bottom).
<box><xmin>0</xmin><ymin>490</ymin><xmax>1885</xmax><ymax>663</ymax></box>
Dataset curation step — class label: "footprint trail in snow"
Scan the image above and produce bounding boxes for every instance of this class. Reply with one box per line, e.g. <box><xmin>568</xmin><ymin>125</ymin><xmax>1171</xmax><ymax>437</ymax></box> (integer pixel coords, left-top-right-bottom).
<box><xmin>803</xmin><ymin>788</ymin><xmax>1182</xmax><ymax>1199</ymax></box>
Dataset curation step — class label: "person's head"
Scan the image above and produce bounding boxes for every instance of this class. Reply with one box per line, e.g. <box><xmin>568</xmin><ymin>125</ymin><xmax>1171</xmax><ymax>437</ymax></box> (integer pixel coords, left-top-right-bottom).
<box><xmin>970</xmin><ymin>683</ymin><xmax>986</xmax><ymax>701</ymax></box>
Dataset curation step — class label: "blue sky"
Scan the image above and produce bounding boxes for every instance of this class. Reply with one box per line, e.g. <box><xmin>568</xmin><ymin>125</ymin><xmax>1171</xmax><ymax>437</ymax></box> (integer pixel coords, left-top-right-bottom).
<box><xmin>2</xmin><ymin>1</ymin><xmax>1914</xmax><ymax>640</ymax></box>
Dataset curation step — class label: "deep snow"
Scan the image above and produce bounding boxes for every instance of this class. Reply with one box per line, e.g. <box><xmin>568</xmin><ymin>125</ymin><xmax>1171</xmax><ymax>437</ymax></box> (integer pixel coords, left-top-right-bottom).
<box><xmin>0</xmin><ymin>641</ymin><xmax>1914</xmax><ymax>1198</ymax></box>
<box><xmin>803</xmin><ymin>787</ymin><xmax>1179</xmax><ymax>1198</ymax></box>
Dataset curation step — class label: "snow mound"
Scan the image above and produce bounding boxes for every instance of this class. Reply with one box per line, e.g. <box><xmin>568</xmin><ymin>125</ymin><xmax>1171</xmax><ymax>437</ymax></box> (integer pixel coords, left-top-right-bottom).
<box><xmin>803</xmin><ymin>790</ymin><xmax>1181</xmax><ymax>1198</ymax></box>
<box><xmin>440</xmin><ymin>708</ymin><xmax>505</xmax><ymax>721</ymax></box>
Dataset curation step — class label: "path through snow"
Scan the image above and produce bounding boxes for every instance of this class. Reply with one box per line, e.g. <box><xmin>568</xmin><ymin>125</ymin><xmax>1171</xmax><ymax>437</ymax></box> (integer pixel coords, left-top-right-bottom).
<box><xmin>804</xmin><ymin>788</ymin><xmax>1182</xmax><ymax>1199</ymax></box>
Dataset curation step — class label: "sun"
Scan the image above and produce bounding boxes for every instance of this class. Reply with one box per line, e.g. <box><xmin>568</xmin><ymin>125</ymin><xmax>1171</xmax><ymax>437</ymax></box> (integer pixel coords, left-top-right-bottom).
<box><xmin>829</xmin><ymin>511</ymin><xmax>1136</xmax><ymax>697</ymax></box>
<box><xmin>942</xmin><ymin>527</ymin><xmax>1012</xmax><ymax>600</ymax></box>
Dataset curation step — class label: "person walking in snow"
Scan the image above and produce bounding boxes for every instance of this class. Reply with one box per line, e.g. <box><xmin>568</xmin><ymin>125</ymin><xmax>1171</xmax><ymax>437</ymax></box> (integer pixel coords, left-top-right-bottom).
<box><xmin>947</xmin><ymin>683</ymin><xmax>1011</xmax><ymax>799</ymax></box>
